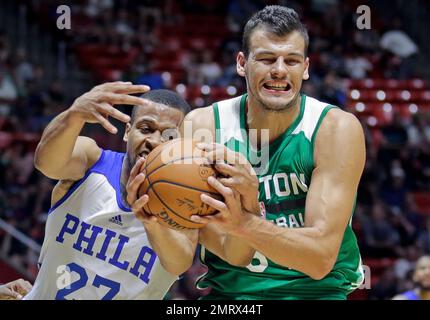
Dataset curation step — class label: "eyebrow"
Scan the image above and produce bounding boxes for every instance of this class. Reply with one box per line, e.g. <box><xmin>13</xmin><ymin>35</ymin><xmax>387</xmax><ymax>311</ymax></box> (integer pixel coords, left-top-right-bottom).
<box><xmin>135</xmin><ymin>117</ymin><xmax>157</xmax><ymax>126</ymax></box>
<box><xmin>136</xmin><ymin>117</ymin><xmax>178</xmax><ymax>130</ymax></box>
<box><xmin>254</xmin><ymin>50</ymin><xmax>304</xmax><ymax>59</ymax></box>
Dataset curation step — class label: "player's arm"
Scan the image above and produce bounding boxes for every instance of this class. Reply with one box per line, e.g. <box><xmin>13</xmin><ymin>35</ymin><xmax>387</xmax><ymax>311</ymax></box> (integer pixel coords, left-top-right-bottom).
<box><xmin>139</xmin><ymin>222</ymin><xmax>198</xmax><ymax>276</ymax></box>
<box><xmin>182</xmin><ymin>107</ymin><xmax>256</xmax><ymax>267</ymax></box>
<box><xmin>198</xmin><ymin>220</ymin><xmax>257</xmax><ymax>267</ymax></box>
<box><xmin>34</xmin><ymin>82</ymin><xmax>150</xmax><ymax>180</ymax></box>
<box><xmin>197</xmin><ymin>109</ymin><xmax>366</xmax><ymax>279</ymax></box>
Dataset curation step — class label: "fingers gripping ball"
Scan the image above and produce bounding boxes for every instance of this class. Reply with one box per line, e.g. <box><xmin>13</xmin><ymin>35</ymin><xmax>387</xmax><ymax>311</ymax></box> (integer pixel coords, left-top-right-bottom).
<box><xmin>138</xmin><ymin>139</ymin><xmax>221</xmax><ymax>230</ymax></box>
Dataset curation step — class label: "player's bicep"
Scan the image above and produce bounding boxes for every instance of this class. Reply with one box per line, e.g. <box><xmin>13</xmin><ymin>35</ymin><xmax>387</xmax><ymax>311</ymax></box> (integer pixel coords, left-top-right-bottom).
<box><xmin>305</xmin><ymin>111</ymin><xmax>365</xmax><ymax>254</ymax></box>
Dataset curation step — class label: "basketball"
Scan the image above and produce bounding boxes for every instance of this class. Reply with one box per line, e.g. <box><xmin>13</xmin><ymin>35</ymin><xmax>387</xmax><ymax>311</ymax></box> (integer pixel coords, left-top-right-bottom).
<box><xmin>139</xmin><ymin>138</ymin><xmax>221</xmax><ymax>230</ymax></box>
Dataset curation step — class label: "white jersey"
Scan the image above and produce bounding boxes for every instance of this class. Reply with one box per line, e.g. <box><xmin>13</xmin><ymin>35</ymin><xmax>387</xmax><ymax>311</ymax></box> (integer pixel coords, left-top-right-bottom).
<box><xmin>25</xmin><ymin>149</ymin><xmax>177</xmax><ymax>300</ymax></box>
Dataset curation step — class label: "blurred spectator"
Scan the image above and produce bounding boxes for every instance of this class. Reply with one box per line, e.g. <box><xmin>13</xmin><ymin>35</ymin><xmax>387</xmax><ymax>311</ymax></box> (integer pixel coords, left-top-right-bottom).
<box><xmin>12</xmin><ymin>48</ymin><xmax>34</xmax><ymax>94</ymax></box>
<box><xmin>381</xmin><ymin>113</ymin><xmax>409</xmax><ymax>149</ymax></box>
<box><xmin>369</xmin><ymin>267</ymin><xmax>399</xmax><ymax>300</ymax></box>
<box><xmin>0</xmin><ymin>66</ymin><xmax>18</xmax><ymax>116</ymax></box>
<box><xmin>0</xmin><ymin>30</ymin><xmax>11</xmax><ymax>63</ymax></box>
<box><xmin>344</xmin><ymin>51</ymin><xmax>373</xmax><ymax>79</ymax></box>
<box><xmin>379</xmin><ymin>160</ymin><xmax>408</xmax><ymax>210</ymax></box>
<box><xmin>418</xmin><ymin>217</ymin><xmax>430</xmax><ymax>254</ymax></box>
<box><xmin>227</xmin><ymin>0</ymin><xmax>261</xmax><ymax>32</ymax></box>
<box><xmin>392</xmin><ymin>255</ymin><xmax>430</xmax><ymax>300</ymax></box>
<box><xmin>353</xmin><ymin>29</ymin><xmax>380</xmax><ymax>53</ymax></box>
<box><xmin>379</xmin><ymin>19</ymin><xmax>418</xmax><ymax>78</ymax></box>
<box><xmin>319</xmin><ymin>71</ymin><xmax>346</xmax><ymax>107</ymax></box>
<box><xmin>115</xmin><ymin>9</ymin><xmax>134</xmax><ymax>37</ymax></box>
<box><xmin>84</xmin><ymin>0</ymin><xmax>114</xmax><ymax>18</ymax></box>
<box><xmin>393</xmin><ymin>246</ymin><xmax>420</xmax><ymax>280</ymax></box>
<box><xmin>362</xmin><ymin>202</ymin><xmax>400</xmax><ymax>257</ymax></box>
<box><xmin>380</xmin><ymin>19</ymin><xmax>418</xmax><ymax>60</ymax></box>
<box><xmin>407</xmin><ymin>114</ymin><xmax>430</xmax><ymax>148</ymax></box>
<box><xmin>198</xmin><ymin>51</ymin><xmax>222</xmax><ymax>86</ymax></box>
<box><xmin>134</xmin><ymin>61</ymin><xmax>164</xmax><ymax>89</ymax></box>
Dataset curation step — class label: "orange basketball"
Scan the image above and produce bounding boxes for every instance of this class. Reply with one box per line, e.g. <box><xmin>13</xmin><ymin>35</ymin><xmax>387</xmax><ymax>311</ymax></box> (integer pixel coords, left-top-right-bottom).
<box><xmin>139</xmin><ymin>138</ymin><xmax>221</xmax><ymax>230</ymax></box>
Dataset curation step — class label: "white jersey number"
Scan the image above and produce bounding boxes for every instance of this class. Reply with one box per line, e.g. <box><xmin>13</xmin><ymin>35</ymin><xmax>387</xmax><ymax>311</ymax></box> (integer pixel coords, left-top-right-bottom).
<box><xmin>246</xmin><ymin>251</ymin><xmax>268</xmax><ymax>273</ymax></box>
<box><xmin>55</xmin><ymin>263</ymin><xmax>120</xmax><ymax>300</ymax></box>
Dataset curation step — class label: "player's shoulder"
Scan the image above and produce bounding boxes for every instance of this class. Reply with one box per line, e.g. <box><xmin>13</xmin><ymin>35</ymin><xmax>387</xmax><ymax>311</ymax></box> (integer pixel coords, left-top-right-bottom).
<box><xmin>76</xmin><ymin>136</ymin><xmax>102</xmax><ymax>163</ymax></box>
<box><xmin>314</xmin><ymin>107</ymin><xmax>365</xmax><ymax>160</ymax></box>
<box><xmin>185</xmin><ymin>105</ymin><xmax>214</xmax><ymax>120</ymax></box>
<box><xmin>321</xmin><ymin>107</ymin><xmax>363</xmax><ymax>137</ymax></box>
<box><xmin>183</xmin><ymin>105</ymin><xmax>215</xmax><ymax>134</ymax></box>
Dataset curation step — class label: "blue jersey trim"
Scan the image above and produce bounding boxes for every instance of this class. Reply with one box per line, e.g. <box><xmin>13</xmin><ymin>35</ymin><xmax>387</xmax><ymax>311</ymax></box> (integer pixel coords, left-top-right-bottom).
<box><xmin>90</xmin><ymin>150</ymin><xmax>131</xmax><ymax>212</ymax></box>
<box><xmin>48</xmin><ymin>149</ymin><xmax>131</xmax><ymax>214</ymax></box>
<box><xmin>402</xmin><ymin>290</ymin><xmax>420</xmax><ymax>300</ymax></box>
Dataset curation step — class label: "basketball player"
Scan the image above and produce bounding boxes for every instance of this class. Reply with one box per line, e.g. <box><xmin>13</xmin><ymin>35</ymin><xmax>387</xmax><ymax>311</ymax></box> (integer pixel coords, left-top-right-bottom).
<box><xmin>393</xmin><ymin>256</ymin><xmax>430</xmax><ymax>300</ymax></box>
<box><xmin>182</xmin><ymin>5</ymin><xmax>366</xmax><ymax>299</ymax></box>
<box><xmin>25</xmin><ymin>84</ymin><xmax>198</xmax><ymax>299</ymax></box>
<box><xmin>0</xmin><ymin>279</ymin><xmax>32</xmax><ymax>300</ymax></box>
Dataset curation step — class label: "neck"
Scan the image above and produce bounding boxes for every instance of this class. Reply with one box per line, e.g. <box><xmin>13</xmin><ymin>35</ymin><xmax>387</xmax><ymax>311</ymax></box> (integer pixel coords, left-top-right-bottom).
<box><xmin>246</xmin><ymin>94</ymin><xmax>302</xmax><ymax>146</ymax></box>
<box><xmin>120</xmin><ymin>156</ymin><xmax>131</xmax><ymax>206</ymax></box>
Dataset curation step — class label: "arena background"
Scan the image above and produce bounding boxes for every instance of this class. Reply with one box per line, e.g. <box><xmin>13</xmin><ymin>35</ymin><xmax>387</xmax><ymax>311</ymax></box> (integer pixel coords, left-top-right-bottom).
<box><xmin>0</xmin><ymin>0</ymin><xmax>429</xmax><ymax>300</ymax></box>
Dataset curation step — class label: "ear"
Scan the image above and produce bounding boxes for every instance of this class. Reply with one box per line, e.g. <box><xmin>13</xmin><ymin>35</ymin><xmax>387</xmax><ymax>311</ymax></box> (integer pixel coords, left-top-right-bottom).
<box><xmin>303</xmin><ymin>57</ymin><xmax>310</xmax><ymax>80</ymax></box>
<box><xmin>123</xmin><ymin>122</ymin><xmax>131</xmax><ymax>142</ymax></box>
<box><xmin>236</xmin><ymin>52</ymin><xmax>246</xmax><ymax>78</ymax></box>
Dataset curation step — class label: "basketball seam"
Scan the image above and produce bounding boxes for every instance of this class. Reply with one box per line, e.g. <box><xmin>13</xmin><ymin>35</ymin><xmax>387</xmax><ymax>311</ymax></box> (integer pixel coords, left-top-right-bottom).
<box><xmin>145</xmin><ymin>155</ymin><xmax>204</xmax><ymax>178</ymax></box>
<box><xmin>143</xmin><ymin>155</ymin><xmax>214</xmax><ymax>187</ymax></box>
<box><xmin>147</xmin><ymin>183</ymin><xmax>205</xmax><ymax>226</ymax></box>
<box><xmin>148</xmin><ymin>180</ymin><xmax>221</xmax><ymax>197</ymax></box>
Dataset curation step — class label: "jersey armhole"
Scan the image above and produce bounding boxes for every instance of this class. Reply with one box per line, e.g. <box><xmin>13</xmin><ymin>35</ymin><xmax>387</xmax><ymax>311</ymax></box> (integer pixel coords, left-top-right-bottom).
<box><xmin>49</xmin><ymin>149</ymin><xmax>106</xmax><ymax>213</ymax></box>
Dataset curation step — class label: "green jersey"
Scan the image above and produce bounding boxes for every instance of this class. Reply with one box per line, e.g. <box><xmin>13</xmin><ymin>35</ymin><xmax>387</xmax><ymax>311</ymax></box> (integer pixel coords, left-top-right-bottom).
<box><xmin>197</xmin><ymin>94</ymin><xmax>364</xmax><ymax>300</ymax></box>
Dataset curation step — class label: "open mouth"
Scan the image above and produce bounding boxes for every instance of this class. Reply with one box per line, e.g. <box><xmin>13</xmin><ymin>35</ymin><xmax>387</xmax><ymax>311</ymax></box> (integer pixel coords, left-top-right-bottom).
<box><xmin>263</xmin><ymin>82</ymin><xmax>292</xmax><ymax>93</ymax></box>
<box><xmin>137</xmin><ymin>151</ymin><xmax>149</xmax><ymax>159</ymax></box>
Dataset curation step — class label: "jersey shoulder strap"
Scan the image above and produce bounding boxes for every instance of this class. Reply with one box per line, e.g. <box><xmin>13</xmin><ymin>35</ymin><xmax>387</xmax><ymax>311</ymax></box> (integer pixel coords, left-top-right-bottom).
<box><xmin>212</xmin><ymin>94</ymin><xmax>246</xmax><ymax>144</ymax></box>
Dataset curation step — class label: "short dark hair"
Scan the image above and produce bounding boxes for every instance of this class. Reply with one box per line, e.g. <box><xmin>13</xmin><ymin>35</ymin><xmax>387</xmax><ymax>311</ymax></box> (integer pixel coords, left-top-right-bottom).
<box><xmin>242</xmin><ymin>5</ymin><xmax>309</xmax><ymax>58</ymax></box>
<box><xmin>131</xmin><ymin>89</ymin><xmax>191</xmax><ymax>123</ymax></box>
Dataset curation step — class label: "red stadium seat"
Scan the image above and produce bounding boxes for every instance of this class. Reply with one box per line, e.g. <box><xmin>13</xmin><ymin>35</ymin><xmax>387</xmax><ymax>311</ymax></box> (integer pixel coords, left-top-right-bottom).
<box><xmin>412</xmin><ymin>192</ymin><xmax>430</xmax><ymax>216</ymax></box>
<box><xmin>0</xmin><ymin>131</ymin><xmax>13</xmax><ymax>149</ymax></box>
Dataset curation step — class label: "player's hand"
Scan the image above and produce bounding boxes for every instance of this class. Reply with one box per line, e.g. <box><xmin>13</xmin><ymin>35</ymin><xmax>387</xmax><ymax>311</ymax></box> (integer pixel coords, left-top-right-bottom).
<box><xmin>125</xmin><ymin>156</ymin><xmax>158</xmax><ymax>226</ymax></box>
<box><xmin>190</xmin><ymin>176</ymin><xmax>254</xmax><ymax>235</ymax></box>
<box><xmin>0</xmin><ymin>278</ymin><xmax>32</xmax><ymax>300</ymax></box>
<box><xmin>197</xmin><ymin>143</ymin><xmax>260</xmax><ymax>215</ymax></box>
<box><xmin>68</xmin><ymin>81</ymin><xmax>151</xmax><ymax>134</ymax></box>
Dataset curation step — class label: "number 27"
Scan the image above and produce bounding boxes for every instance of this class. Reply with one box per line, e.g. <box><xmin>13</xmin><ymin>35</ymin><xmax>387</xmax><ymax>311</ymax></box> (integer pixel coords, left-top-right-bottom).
<box><xmin>56</xmin><ymin>263</ymin><xmax>120</xmax><ymax>300</ymax></box>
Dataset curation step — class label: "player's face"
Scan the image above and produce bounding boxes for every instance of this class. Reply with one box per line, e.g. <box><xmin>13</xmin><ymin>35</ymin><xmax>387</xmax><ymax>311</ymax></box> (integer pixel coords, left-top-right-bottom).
<box><xmin>413</xmin><ymin>257</ymin><xmax>430</xmax><ymax>290</ymax></box>
<box><xmin>237</xmin><ymin>28</ymin><xmax>309</xmax><ymax>112</ymax></box>
<box><xmin>124</xmin><ymin>103</ymin><xmax>184</xmax><ymax>166</ymax></box>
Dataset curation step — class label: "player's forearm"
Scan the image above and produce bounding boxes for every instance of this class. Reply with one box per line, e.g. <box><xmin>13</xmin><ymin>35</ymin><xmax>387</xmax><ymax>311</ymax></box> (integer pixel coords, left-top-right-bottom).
<box><xmin>144</xmin><ymin>224</ymin><xmax>197</xmax><ymax>276</ymax></box>
<box><xmin>234</xmin><ymin>215</ymin><xmax>336</xmax><ymax>280</ymax></box>
<box><xmin>223</xmin><ymin>236</ymin><xmax>255</xmax><ymax>267</ymax></box>
<box><xmin>34</xmin><ymin>109</ymin><xmax>85</xmax><ymax>177</ymax></box>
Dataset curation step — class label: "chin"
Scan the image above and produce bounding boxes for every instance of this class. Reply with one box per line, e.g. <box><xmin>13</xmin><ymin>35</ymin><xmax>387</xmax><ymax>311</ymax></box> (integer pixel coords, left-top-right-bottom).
<box><xmin>260</xmin><ymin>96</ymin><xmax>296</xmax><ymax>112</ymax></box>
